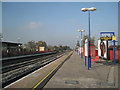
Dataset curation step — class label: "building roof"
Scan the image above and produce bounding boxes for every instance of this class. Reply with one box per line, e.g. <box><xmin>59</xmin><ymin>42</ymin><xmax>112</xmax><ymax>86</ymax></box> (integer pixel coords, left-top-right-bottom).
<box><xmin>2</xmin><ymin>41</ymin><xmax>22</xmax><ymax>46</ymax></box>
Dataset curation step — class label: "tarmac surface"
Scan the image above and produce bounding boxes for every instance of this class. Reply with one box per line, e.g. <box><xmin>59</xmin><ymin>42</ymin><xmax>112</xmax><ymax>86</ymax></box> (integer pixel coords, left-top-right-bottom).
<box><xmin>44</xmin><ymin>51</ymin><xmax>118</xmax><ymax>88</ymax></box>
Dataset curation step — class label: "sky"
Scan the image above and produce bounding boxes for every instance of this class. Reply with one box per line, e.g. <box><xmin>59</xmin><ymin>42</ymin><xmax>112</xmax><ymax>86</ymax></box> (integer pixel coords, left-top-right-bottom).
<box><xmin>1</xmin><ymin>0</ymin><xmax>120</xmax><ymax>2</ymax></box>
<box><xmin>2</xmin><ymin>2</ymin><xmax>118</xmax><ymax>48</ymax></box>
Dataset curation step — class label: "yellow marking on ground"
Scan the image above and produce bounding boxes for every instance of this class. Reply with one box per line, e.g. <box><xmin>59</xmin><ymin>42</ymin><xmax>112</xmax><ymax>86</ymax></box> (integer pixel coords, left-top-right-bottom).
<box><xmin>32</xmin><ymin>52</ymin><xmax>72</xmax><ymax>90</ymax></box>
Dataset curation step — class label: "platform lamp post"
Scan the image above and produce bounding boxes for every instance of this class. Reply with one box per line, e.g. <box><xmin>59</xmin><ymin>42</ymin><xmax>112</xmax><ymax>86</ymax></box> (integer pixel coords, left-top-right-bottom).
<box><xmin>81</xmin><ymin>7</ymin><xmax>96</xmax><ymax>70</ymax></box>
<box><xmin>78</xmin><ymin>29</ymin><xmax>85</xmax><ymax>58</ymax></box>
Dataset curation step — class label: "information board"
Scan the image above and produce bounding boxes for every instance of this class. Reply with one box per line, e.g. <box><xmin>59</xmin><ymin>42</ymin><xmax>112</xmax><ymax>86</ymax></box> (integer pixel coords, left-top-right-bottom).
<box><xmin>85</xmin><ymin>39</ymin><xmax>88</xmax><ymax>56</ymax></box>
<box><xmin>98</xmin><ymin>40</ymin><xmax>107</xmax><ymax>58</ymax></box>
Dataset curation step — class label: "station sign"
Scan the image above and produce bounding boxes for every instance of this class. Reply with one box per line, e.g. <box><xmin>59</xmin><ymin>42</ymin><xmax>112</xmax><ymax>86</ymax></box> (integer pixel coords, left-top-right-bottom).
<box><xmin>100</xmin><ymin>37</ymin><xmax>112</xmax><ymax>41</ymax></box>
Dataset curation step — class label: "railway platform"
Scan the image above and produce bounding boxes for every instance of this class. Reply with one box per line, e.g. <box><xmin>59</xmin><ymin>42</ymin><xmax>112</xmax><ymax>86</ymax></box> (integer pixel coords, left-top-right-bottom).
<box><xmin>4</xmin><ymin>51</ymin><xmax>72</xmax><ymax>89</ymax></box>
<box><xmin>44</xmin><ymin>52</ymin><xmax>118</xmax><ymax>88</ymax></box>
<box><xmin>4</xmin><ymin>51</ymin><xmax>118</xmax><ymax>89</ymax></box>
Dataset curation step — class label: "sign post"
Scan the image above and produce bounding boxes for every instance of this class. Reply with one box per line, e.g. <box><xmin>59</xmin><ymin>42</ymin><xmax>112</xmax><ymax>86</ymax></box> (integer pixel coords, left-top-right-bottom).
<box><xmin>113</xmin><ymin>35</ymin><xmax>116</xmax><ymax>65</ymax></box>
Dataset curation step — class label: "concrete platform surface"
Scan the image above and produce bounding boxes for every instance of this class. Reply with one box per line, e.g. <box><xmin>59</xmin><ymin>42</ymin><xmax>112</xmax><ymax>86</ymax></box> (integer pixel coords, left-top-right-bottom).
<box><xmin>4</xmin><ymin>52</ymin><xmax>72</xmax><ymax>89</ymax></box>
<box><xmin>44</xmin><ymin>51</ymin><xmax>118</xmax><ymax>88</ymax></box>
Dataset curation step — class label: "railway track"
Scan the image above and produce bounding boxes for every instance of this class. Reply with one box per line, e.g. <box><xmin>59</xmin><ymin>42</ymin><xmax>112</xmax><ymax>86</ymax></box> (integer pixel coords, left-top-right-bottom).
<box><xmin>2</xmin><ymin>53</ymin><xmax>57</xmax><ymax>73</ymax></box>
<box><xmin>2</xmin><ymin>52</ymin><xmax>56</xmax><ymax>66</ymax></box>
<box><xmin>2</xmin><ymin>52</ymin><xmax>69</xmax><ymax>88</ymax></box>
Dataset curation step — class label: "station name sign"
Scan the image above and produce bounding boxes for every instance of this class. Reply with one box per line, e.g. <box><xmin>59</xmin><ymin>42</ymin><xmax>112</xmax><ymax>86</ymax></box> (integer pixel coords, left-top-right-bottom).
<box><xmin>100</xmin><ymin>37</ymin><xmax>112</xmax><ymax>41</ymax></box>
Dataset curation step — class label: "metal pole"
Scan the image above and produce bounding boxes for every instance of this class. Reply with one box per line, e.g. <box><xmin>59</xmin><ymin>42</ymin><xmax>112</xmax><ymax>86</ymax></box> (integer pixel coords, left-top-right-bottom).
<box><xmin>87</xmin><ymin>42</ymin><xmax>89</xmax><ymax>70</ymax></box>
<box><xmin>106</xmin><ymin>40</ymin><xmax>108</xmax><ymax>60</ymax></box>
<box><xmin>81</xmin><ymin>31</ymin><xmax>83</xmax><ymax>58</ymax></box>
<box><xmin>89</xmin><ymin>11</ymin><xmax>91</xmax><ymax>68</ymax></box>
<box><xmin>85</xmin><ymin>56</ymin><xmax>86</xmax><ymax>66</ymax></box>
<box><xmin>113</xmin><ymin>40</ymin><xmax>115</xmax><ymax>65</ymax></box>
<box><xmin>88</xmin><ymin>38</ymin><xmax>89</xmax><ymax>70</ymax></box>
<box><xmin>88</xmin><ymin>10</ymin><xmax>91</xmax><ymax>69</ymax></box>
<box><xmin>88</xmin><ymin>11</ymin><xmax>90</xmax><ymax>70</ymax></box>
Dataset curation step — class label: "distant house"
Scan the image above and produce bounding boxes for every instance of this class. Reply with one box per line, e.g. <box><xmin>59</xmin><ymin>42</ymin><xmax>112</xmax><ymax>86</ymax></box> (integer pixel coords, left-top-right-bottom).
<box><xmin>39</xmin><ymin>47</ymin><xmax>44</xmax><ymax>51</ymax></box>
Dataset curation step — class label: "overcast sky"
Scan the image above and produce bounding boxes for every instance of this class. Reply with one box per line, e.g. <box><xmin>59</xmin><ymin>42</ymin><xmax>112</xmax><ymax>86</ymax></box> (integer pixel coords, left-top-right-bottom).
<box><xmin>2</xmin><ymin>2</ymin><xmax>118</xmax><ymax>48</ymax></box>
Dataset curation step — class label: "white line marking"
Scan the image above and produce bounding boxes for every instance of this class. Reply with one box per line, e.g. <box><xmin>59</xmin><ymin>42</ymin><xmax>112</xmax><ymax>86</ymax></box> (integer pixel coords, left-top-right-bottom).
<box><xmin>4</xmin><ymin>55</ymin><xmax>65</xmax><ymax>89</ymax></box>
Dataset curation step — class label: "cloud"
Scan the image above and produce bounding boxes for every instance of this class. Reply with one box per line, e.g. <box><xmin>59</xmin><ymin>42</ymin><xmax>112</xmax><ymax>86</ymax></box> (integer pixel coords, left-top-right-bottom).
<box><xmin>20</xmin><ymin>22</ymin><xmax>44</xmax><ymax>30</ymax></box>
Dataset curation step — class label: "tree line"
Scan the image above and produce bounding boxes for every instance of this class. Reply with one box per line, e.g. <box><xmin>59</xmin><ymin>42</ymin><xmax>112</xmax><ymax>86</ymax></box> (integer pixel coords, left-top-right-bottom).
<box><xmin>23</xmin><ymin>40</ymin><xmax>71</xmax><ymax>52</ymax></box>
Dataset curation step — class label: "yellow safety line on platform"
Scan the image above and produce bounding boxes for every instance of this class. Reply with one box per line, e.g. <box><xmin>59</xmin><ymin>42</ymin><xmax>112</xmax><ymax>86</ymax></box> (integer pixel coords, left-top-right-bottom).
<box><xmin>31</xmin><ymin>54</ymin><xmax>69</xmax><ymax>90</ymax></box>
